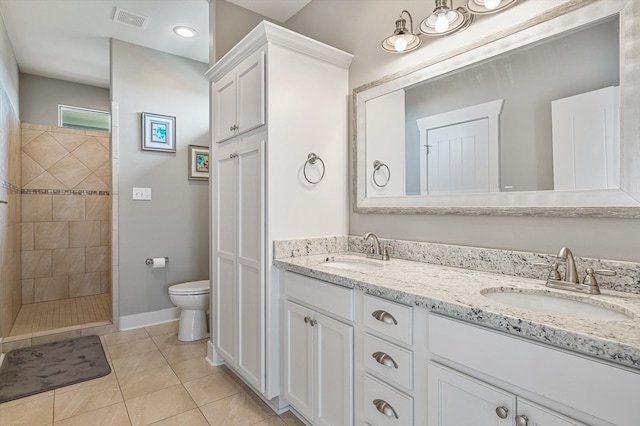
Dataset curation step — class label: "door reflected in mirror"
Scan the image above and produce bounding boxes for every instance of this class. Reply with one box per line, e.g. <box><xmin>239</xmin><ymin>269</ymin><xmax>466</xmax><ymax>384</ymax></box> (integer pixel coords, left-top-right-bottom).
<box><xmin>365</xmin><ymin>16</ymin><xmax>619</xmax><ymax>198</ymax></box>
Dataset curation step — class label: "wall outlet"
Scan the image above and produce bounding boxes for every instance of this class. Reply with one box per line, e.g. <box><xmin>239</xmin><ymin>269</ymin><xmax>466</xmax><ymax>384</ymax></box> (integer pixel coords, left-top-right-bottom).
<box><xmin>132</xmin><ymin>187</ymin><xmax>152</xmax><ymax>200</ymax></box>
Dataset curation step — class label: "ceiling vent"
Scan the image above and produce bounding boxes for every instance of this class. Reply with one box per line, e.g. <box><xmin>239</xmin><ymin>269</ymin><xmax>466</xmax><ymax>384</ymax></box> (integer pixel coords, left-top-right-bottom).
<box><xmin>113</xmin><ymin>7</ymin><xmax>149</xmax><ymax>29</ymax></box>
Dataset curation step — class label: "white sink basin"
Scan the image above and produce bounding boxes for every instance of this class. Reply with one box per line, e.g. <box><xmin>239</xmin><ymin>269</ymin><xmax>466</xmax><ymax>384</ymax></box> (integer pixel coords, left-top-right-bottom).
<box><xmin>482</xmin><ymin>290</ymin><xmax>633</xmax><ymax>320</ymax></box>
<box><xmin>322</xmin><ymin>258</ymin><xmax>383</xmax><ymax>272</ymax></box>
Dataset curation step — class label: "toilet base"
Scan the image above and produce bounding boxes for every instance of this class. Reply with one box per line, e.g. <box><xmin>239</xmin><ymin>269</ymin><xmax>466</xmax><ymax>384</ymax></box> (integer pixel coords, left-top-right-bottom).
<box><xmin>177</xmin><ymin>309</ymin><xmax>209</xmax><ymax>342</ymax></box>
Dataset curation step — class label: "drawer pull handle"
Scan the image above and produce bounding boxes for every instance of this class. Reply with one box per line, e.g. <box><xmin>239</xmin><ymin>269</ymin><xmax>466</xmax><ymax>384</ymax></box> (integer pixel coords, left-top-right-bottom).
<box><xmin>372</xmin><ymin>351</ymin><xmax>398</xmax><ymax>369</ymax></box>
<box><xmin>515</xmin><ymin>415</ymin><xmax>529</xmax><ymax>426</ymax></box>
<box><xmin>373</xmin><ymin>399</ymin><xmax>398</xmax><ymax>419</ymax></box>
<box><xmin>495</xmin><ymin>406</ymin><xmax>509</xmax><ymax>419</ymax></box>
<box><xmin>372</xmin><ymin>310</ymin><xmax>398</xmax><ymax>325</ymax></box>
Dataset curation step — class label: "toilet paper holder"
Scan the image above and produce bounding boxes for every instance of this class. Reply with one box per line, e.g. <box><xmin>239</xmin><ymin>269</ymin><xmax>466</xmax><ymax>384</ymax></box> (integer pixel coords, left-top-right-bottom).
<box><xmin>145</xmin><ymin>257</ymin><xmax>169</xmax><ymax>266</ymax></box>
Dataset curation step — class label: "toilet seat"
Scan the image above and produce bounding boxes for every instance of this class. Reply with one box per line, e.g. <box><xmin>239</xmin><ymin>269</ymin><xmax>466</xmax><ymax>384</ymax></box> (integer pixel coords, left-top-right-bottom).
<box><xmin>168</xmin><ymin>280</ymin><xmax>210</xmax><ymax>296</ymax></box>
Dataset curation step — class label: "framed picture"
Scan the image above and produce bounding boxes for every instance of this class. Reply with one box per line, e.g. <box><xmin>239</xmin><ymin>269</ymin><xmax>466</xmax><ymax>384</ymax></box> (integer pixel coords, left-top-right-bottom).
<box><xmin>141</xmin><ymin>112</ymin><xmax>176</xmax><ymax>153</ymax></box>
<box><xmin>188</xmin><ymin>145</ymin><xmax>210</xmax><ymax>181</ymax></box>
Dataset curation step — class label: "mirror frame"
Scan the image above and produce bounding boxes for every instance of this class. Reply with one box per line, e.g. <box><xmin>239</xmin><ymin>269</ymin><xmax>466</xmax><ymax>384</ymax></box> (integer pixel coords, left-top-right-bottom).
<box><xmin>353</xmin><ymin>0</ymin><xmax>640</xmax><ymax>217</ymax></box>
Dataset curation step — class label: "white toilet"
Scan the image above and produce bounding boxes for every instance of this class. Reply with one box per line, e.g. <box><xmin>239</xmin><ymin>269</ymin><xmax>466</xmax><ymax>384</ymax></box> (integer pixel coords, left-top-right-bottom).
<box><xmin>168</xmin><ymin>280</ymin><xmax>210</xmax><ymax>342</ymax></box>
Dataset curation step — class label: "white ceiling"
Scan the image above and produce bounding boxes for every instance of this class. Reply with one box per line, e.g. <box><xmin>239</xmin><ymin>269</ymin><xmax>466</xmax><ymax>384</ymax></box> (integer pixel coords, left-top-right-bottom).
<box><xmin>0</xmin><ymin>0</ymin><xmax>311</xmax><ymax>89</ymax></box>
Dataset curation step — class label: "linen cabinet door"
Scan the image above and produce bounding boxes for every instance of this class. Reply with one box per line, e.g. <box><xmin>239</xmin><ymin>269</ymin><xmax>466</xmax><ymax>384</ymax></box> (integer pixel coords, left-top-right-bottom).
<box><xmin>235</xmin><ymin>134</ymin><xmax>266</xmax><ymax>392</ymax></box>
<box><xmin>284</xmin><ymin>300</ymin><xmax>314</xmax><ymax>422</ymax></box>
<box><xmin>428</xmin><ymin>362</ymin><xmax>515</xmax><ymax>426</ymax></box>
<box><xmin>315</xmin><ymin>311</ymin><xmax>354</xmax><ymax>426</ymax></box>
<box><xmin>213</xmin><ymin>143</ymin><xmax>237</xmax><ymax>364</ymax></box>
<box><xmin>235</xmin><ymin>50</ymin><xmax>265</xmax><ymax>136</ymax></box>
<box><xmin>212</xmin><ymin>72</ymin><xmax>237</xmax><ymax>143</ymax></box>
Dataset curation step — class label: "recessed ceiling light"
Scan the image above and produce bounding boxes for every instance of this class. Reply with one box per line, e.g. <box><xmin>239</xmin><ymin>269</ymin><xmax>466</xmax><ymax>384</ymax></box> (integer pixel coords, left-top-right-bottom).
<box><xmin>173</xmin><ymin>26</ymin><xmax>198</xmax><ymax>38</ymax></box>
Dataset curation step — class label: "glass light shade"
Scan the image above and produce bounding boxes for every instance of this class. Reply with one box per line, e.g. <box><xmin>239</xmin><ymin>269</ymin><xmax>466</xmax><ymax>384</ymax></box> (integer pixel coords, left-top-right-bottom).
<box><xmin>466</xmin><ymin>0</ymin><xmax>518</xmax><ymax>15</ymax></box>
<box><xmin>420</xmin><ymin>7</ymin><xmax>473</xmax><ymax>37</ymax></box>
<box><xmin>381</xmin><ymin>11</ymin><xmax>422</xmax><ymax>53</ymax></box>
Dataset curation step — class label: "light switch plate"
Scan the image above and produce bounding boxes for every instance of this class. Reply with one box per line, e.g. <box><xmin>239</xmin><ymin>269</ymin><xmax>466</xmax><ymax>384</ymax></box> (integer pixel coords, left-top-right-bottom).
<box><xmin>132</xmin><ymin>187</ymin><xmax>152</xmax><ymax>200</ymax></box>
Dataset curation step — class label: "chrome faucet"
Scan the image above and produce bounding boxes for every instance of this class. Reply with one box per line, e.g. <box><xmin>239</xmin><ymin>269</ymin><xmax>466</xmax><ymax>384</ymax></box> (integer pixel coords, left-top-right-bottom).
<box><xmin>364</xmin><ymin>232</ymin><xmax>390</xmax><ymax>261</ymax></box>
<box><xmin>557</xmin><ymin>247</ymin><xmax>579</xmax><ymax>283</ymax></box>
<box><xmin>534</xmin><ymin>246</ymin><xmax>616</xmax><ymax>295</ymax></box>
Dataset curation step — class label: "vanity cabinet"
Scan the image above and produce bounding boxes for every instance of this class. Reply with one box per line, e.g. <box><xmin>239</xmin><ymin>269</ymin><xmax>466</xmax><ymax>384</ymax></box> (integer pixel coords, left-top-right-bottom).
<box><xmin>212</xmin><ymin>49</ymin><xmax>265</xmax><ymax>143</ymax></box>
<box><xmin>428</xmin><ymin>314</ymin><xmax>640</xmax><ymax>426</ymax></box>
<box><xmin>283</xmin><ymin>272</ymin><xmax>354</xmax><ymax>426</ymax></box>
<box><xmin>428</xmin><ymin>362</ymin><xmax>585</xmax><ymax>426</ymax></box>
<box><xmin>208</xmin><ymin>22</ymin><xmax>352</xmax><ymax>403</ymax></box>
<box><xmin>357</xmin><ymin>294</ymin><xmax>429</xmax><ymax>426</ymax></box>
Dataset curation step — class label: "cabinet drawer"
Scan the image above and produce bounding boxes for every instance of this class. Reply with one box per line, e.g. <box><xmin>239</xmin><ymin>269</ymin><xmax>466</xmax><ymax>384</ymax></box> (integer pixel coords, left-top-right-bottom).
<box><xmin>363</xmin><ymin>294</ymin><xmax>412</xmax><ymax>345</ymax></box>
<box><xmin>363</xmin><ymin>373</ymin><xmax>413</xmax><ymax>426</ymax></box>
<box><xmin>284</xmin><ymin>272</ymin><xmax>354</xmax><ymax>321</ymax></box>
<box><xmin>363</xmin><ymin>333</ymin><xmax>413</xmax><ymax>391</ymax></box>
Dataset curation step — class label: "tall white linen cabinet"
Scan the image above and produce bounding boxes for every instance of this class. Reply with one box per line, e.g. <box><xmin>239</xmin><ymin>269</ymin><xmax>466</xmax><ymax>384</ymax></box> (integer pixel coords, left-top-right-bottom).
<box><xmin>206</xmin><ymin>21</ymin><xmax>353</xmax><ymax>408</ymax></box>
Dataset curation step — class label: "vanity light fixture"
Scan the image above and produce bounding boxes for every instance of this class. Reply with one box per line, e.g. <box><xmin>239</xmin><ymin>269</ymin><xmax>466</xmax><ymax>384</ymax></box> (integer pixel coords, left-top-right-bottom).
<box><xmin>381</xmin><ymin>10</ymin><xmax>422</xmax><ymax>53</ymax></box>
<box><xmin>466</xmin><ymin>0</ymin><xmax>519</xmax><ymax>15</ymax></box>
<box><xmin>420</xmin><ymin>0</ymin><xmax>473</xmax><ymax>37</ymax></box>
<box><xmin>173</xmin><ymin>26</ymin><xmax>198</xmax><ymax>38</ymax></box>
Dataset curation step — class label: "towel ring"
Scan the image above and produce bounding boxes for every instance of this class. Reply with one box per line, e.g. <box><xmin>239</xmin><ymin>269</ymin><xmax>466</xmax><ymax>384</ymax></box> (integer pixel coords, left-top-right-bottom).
<box><xmin>372</xmin><ymin>160</ymin><xmax>390</xmax><ymax>188</ymax></box>
<box><xmin>303</xmin><ymin>152</ymin><xmax>325</xmax><ymax>184</ymax></box>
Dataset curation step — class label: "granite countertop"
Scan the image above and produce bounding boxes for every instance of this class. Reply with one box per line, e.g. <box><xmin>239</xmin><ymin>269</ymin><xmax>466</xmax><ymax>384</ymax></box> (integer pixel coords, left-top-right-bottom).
<box><xmin>274</xmin><ymin>252</ymin><xmax>640</xmax><ymax>371</ymax></box>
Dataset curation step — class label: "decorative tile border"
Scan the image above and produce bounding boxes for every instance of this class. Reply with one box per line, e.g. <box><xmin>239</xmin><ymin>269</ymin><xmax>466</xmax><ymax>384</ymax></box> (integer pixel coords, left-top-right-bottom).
<box><xmin>21</xmin><ymin>189</ymin><xmax>110</xmax><ymax>196</ymax></box>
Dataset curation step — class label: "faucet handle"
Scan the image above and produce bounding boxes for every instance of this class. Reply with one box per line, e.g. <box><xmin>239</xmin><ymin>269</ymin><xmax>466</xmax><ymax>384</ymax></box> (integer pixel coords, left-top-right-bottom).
<box><xmin>583</xmin><ymin>268</ymin><xmax>616</xmax><ymax>284</ymax></box>
<box><xmin>381</xmin><ymin>245</ymin><xmax>392</xmax><ymax>261</ymax></box>
<box><xmin>534</xmin><ymin>262</ymin><xmax>561</xmax><ymax>280</ymax></box>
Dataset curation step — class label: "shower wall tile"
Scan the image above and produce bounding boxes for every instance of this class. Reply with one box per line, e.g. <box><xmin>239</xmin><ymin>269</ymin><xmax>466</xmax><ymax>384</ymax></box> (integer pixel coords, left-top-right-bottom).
<box><xmin>69</xmin><ymin>272</ymin><xmax>101</xmax><ymax>297</ymax></box>
<box><xmin>34</xmin><ymin>222</ymin><xmax>69</xmax><ymax>249</ymax></box>
<box><xmin>69</xmin><ymin>221</ymin><xmax>100</xmax><ymax>248</ymax></box>
<box><xmin>53</xmin><ymin>195</ymin><xmax>85</xmax><ymax>221</ymax></box>
<box><xmin>21</xmin><ymin>222</ymin><xmax>34</xmax><ymax>251</ymax></box>
<box><xmin>22</xmin><ymin>250</ymin><xmax>52</xmax><ymax>279</ymax></box>
<box><xmin>52</xmin><ymin>248</ymin><xmax>85</xmax><ymax>276</ymax></box>
<box><xmin>22</xmin><ymin>194</ymin><xmax>52</xmax><ymax>222</ymax></box>
<box><xmin>34</xmin><ymin>275</ymin><xmax>69</xmax><ymax>302</ymax></box>
<box><xmin>21</xmin><ymin>279</ymin><xmax>34</xmax><ymax>304</ymax></box>
<box><xmin>19</xmin><ymin>123</ymin><xmax>112</xmax><ymax>304</ymax></box>
<box><xmin>86</xmin><ymin>246</ymin><xmax>109</xmax><ymax>273</ymax></box>
<box><xmin>86</xmin><ymin>195</ymin><xmax>109</xmax><ymax>220</ymax></box>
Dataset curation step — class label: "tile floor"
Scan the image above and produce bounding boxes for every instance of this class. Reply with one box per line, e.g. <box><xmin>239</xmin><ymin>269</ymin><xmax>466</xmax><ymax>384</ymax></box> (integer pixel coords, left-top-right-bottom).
<box><xmin>0</xmin><ymin>321</ymin><xmax>305</xmax><ymax>426</ymax></box>
<box><xmin>9</xmin><ymin>294</ymin><xmax>111</xmax><ymax>336</ymax></box>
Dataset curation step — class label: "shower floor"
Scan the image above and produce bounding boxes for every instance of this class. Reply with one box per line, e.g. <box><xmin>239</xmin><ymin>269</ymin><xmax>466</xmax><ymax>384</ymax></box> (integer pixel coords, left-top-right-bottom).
<box><xmin>9</xmin><ymin>293</ymin><xmax>111</xmax><ymax>336</ymax></box>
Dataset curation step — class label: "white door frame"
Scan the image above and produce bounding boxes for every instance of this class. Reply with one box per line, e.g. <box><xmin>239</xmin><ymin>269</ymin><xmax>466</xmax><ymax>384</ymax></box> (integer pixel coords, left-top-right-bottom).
<box><xmin>417</xmin><ymin>99</ymin><xmax>504</xmax><ymax>195</ymax></box>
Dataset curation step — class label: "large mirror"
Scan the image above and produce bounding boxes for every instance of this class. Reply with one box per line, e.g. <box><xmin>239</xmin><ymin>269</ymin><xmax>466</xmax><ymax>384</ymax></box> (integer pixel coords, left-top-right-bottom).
<box><xmin>354</xmin><ymin>0</ymin><xmax>640</xmax><ymax>216</ymax></box>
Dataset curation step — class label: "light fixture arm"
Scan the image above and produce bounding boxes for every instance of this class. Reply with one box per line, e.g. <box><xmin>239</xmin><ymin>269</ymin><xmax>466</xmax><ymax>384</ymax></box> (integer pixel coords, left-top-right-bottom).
<box><xmin>399</xmin><ymin>10</ymin><xmax>415</xmax><ymax>34</ymax></box>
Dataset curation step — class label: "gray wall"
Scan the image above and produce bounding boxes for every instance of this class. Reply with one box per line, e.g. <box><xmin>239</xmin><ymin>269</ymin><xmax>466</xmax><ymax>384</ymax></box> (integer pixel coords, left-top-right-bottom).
<box><xmin>111</xmin><ymin>40</ymin><xmax>209</xmax><ymax>317</ymax></box>
<box><xmin>0</xmin><ymin>10</ymin><xmax>18</xmax><ymax>113</ymax></box>
<box><xmin>19</xmin><ymin>73</ymin><xmax>110</xmax><ymax>126</ymax></box>
<box><xmin>283</xmin><ymin>0</ymin><xmax>640</xmax><ymax>262</ymax></box>
<box><xmin>404</xmin><ymin>18</ymin><xmax>619</xmax><ymax>194</ymax></box>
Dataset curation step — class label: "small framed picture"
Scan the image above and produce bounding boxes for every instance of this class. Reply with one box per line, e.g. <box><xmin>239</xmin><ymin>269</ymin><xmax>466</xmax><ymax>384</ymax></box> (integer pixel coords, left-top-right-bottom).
<box><xmin>141</xmin><ymin>112</ymin><xmax>176</xmax><ymax>153</ymax></box>
<box><xmin>188</xmin><ymin>145</ymin><xmax>210</xmax><ymax>181</ymax></box>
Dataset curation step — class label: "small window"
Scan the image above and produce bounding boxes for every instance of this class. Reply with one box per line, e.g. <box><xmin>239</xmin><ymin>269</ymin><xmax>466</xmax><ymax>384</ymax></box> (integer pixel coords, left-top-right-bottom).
<box><xmin>58</xmin><ymin>105</ymin><xmax>111</xmax><ymax>132</ymax></box>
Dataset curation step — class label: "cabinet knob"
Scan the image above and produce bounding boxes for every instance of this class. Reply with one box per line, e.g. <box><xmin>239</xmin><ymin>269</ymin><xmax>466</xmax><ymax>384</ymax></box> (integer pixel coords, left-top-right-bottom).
<box><xmin>230</xmin><ymin>124</ymin><xmax>239</xmax><ymax>131</ymax></box>
<box><xmin>495</xmin><ymin>406</ymin><xmax>509</xmax><ymax>419</ymax></box>
<box><xmin>304</xmin><ymin>316</ymin><xmax>310</xmax><ymax>323</ymax></box>
<box><xmin>372</xmin><ymin>351</ymin><xmax>399</xmax><ymax>369</ymax></box>
<box><xmin>373</xmin><ymin>399</ymin><xmax>399</xmax><ymax>419</ymax></box>
<box><xmin>309</xmin><ymin>319</ymin><xmax>317</xmax><ymax>326</ymax></box>
<box><xmin>515</xmin><ymin>415</ymin><xmax>529</xmax><ymax>426</ymax></box>
<box><xmin>372</xmin><ymin>310</ymin><xmax>398</xmax><ymax>325</ymax></box>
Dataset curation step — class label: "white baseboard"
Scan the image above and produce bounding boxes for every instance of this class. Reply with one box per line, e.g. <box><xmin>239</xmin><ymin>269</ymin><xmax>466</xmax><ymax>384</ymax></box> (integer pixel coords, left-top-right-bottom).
<box><xmin>119</xmin><ymin>307</ymin><xmax>180</xmax><ymax>331</ymax></box>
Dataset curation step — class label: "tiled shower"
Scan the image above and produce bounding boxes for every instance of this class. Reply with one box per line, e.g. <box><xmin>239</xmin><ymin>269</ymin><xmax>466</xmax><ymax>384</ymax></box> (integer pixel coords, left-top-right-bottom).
<box><xmin>0</xmin><ymin>92</ymin><xmax>113</xmax><ymax>341</ymax></box>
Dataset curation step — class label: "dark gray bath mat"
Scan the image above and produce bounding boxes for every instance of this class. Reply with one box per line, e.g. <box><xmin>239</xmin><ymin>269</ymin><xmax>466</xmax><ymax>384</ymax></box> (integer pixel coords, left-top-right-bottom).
<box><xmin>0</xmin><ymin>334</ymin><xmax>111</xmax><ymax>403</ymax></box>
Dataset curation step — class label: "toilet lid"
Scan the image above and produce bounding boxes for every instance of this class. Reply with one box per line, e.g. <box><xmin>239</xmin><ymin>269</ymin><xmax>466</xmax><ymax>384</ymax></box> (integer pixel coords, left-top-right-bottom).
<box><xmin>168</xmin><ymin>280</ymin><xmax>210</xmax><ymax>295</ymax></box>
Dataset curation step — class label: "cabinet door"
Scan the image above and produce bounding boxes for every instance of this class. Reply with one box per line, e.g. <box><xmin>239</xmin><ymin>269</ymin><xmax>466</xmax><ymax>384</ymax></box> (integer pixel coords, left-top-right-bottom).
<box><xmin>517</xmin><ymin>399</ymin><xmax>588</xmax><ymax>426</ymax></box>
<box><xmin>428</xmin><ymin>362</ymin><xmax>515</xmax><ymax>426</ymax></box>
<box><xmin>213</xmin><ymin>73</ymin><xmax>237</xmax><ymax>143</ymax></box>
<box><xmin>235</xmin><ymin>134</ymin><xmax>266</xmax><ymax>392</ymax></box>
<box><xmin>213</xmin><ymin>143</ymin><xmax>237</xmax><ymax>363</ymax></box>
<box><xmin>315</xmin><ymin>311</ymin><xmax>353</xmax><ymax>426</ymax></box>
<box><xmin>284</xmin><ymin>300</ymin><xmax>314</xmax><ymax>422</ymax></box>
<box><xmin>236</xmin><ymin>50</ymin><xmax>265</xmax><ymax>136</ymax></box>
